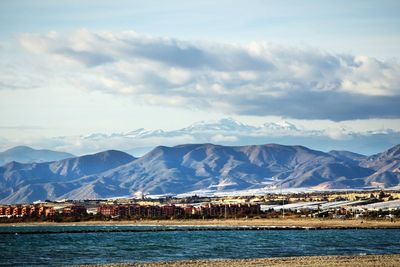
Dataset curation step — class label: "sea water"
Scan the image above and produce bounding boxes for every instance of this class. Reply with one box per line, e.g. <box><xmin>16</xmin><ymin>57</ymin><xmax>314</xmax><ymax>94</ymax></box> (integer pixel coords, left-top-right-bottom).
<box><xmin>0</xmin><ymin>225</ymin><xmax>399</xmax><ymax>266</ymax></box>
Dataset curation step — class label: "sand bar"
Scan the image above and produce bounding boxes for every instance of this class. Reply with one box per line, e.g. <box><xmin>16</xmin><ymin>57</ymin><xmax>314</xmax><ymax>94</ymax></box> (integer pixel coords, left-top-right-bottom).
<box><xmin>73</xmin><ymin>254</ymin><xmax>400</xmax><ymax>267</ymax></box>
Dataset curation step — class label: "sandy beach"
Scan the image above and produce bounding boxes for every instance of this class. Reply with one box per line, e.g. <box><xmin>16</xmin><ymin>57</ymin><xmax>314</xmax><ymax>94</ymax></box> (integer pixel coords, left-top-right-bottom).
<box><xmin>74</xmin><ymin>254</ymin><xmax>400</xmax><ymax>267</ymax></box>
<box><xmin>2</xmin><ymin>218</ymin><xmax>400</xmax><ymax>228</ymax></box>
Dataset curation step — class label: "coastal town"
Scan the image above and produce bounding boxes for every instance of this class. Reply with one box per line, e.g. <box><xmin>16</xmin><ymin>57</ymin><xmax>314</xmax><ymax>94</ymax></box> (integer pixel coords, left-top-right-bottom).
<box><xmin>1</xmin><ymin>190</ymin><xmax>400</xmax><ymax>223</ymax></box>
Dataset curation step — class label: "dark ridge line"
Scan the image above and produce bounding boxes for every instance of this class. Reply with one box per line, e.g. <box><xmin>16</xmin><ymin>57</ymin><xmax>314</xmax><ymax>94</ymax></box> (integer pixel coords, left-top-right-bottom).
<box><xmin>2</xmin><ymin>226</ymin><xmax>400</xmax><ymax>235</ymax></box>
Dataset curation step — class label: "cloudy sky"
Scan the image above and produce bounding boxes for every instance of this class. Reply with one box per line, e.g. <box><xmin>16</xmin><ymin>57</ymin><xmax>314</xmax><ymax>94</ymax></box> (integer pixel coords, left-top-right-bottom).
<box><xmin>0</xmin><ymin>0</ymin><xmax>399</xmax><ymax>156</ymax></box>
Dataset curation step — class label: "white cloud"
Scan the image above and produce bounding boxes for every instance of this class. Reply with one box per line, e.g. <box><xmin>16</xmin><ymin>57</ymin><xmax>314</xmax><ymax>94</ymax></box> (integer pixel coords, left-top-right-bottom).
<box><xmin>12</xmin><ymin>30</ymin><xmax>400</xmax><ymax>121</ymax></box>
<box><xmin>324</xmin><ymin>128</ymin><xmax>352</xmax><ymax>140</ymax></box>
<box><xmin>211</xmin><ymin>134</ymin><xmax>239</xmax><ymax>142</ymax></box>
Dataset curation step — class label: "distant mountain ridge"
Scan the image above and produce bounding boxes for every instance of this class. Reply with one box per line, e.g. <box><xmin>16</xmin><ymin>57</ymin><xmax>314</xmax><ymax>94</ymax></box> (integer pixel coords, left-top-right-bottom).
<box><xmin>0</xmin><ymin>146</ymin><xmax>74</xmax><ymax>166</ymax></box>
<box><xmin>0</xmin><ymin>150</ymin><xmax>135</xmax><ymax>203</ymax></box>
<box><xmin>0</xmin><ymin>143</ymin><xmax>399</xmax><ymax>204</ymax></box>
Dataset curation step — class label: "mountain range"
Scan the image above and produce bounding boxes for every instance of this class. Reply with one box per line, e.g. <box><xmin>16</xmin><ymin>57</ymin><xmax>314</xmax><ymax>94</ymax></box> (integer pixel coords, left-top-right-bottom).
<box><xmin>0</xmin><ymin>146</ymin><xmax>74</xmax><ymax>166</ymax></box>
<box><xmin>0</xmin><ymin>143</ymin><xmax>399</xmax><ymax>204</ymax></box>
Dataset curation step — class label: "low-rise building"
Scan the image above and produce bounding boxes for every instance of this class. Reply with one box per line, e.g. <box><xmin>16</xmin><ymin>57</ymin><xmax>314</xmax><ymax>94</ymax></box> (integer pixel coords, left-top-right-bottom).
<box><xmin>62</xmin><ymin>205</ymin><xmax>87</xmax><ymax>216</ymax></box>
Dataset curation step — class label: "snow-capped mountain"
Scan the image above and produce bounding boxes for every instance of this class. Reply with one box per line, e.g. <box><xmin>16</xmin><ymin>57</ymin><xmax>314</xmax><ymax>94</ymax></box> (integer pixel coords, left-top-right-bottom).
<box><xmin>4</xmin><ymin>118</ymin><xmax>399</xmax><ymax>157</ymax></box>
<box><xmin>262</xmin><ymin>121</ymin><xmax>300</xmax><ymax>132</ymax></box>
<box><xmin>180</xmin><ymin>118</ymin><xmax>258</xmax><ymax>133</ymax></box>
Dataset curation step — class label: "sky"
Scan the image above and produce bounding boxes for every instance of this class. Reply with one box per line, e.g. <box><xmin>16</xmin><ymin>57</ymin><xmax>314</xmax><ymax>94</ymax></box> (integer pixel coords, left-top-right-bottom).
<box><xmin>0</xmin><ymin>0</ymin><xmax>399</xmax><ymax>156</ymax></box>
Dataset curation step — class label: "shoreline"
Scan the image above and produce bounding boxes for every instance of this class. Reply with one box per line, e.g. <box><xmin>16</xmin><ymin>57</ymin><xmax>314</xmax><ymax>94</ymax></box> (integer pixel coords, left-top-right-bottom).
<box><xmin>1</xmin><ymin>218</ymin><xmax>400</xmax><ymax>229</ymax></box>
<box><xmin>73</xmin><ymin>254</ymin><xmax>400</xmax><ymax>267</ymax></box>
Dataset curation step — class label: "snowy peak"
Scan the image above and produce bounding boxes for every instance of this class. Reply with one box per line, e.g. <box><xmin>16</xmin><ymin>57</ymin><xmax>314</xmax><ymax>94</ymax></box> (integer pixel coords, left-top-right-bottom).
<box><xmin>262</xmin><ymin>121</ymin><xmax>299</xmax><ymax>132</ymax></box>
<box><xmin>181</xmin><ymin>118</ymin><xmax>257</xmax><ymax>132</ymax></box>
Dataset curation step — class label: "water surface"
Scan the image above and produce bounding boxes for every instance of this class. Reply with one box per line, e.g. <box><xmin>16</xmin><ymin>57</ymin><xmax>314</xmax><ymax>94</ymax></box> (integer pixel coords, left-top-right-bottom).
<box><xmin>0</xmin><ymin>225</ymin><xmax>399</xmax><ymax>266</ymax></box>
